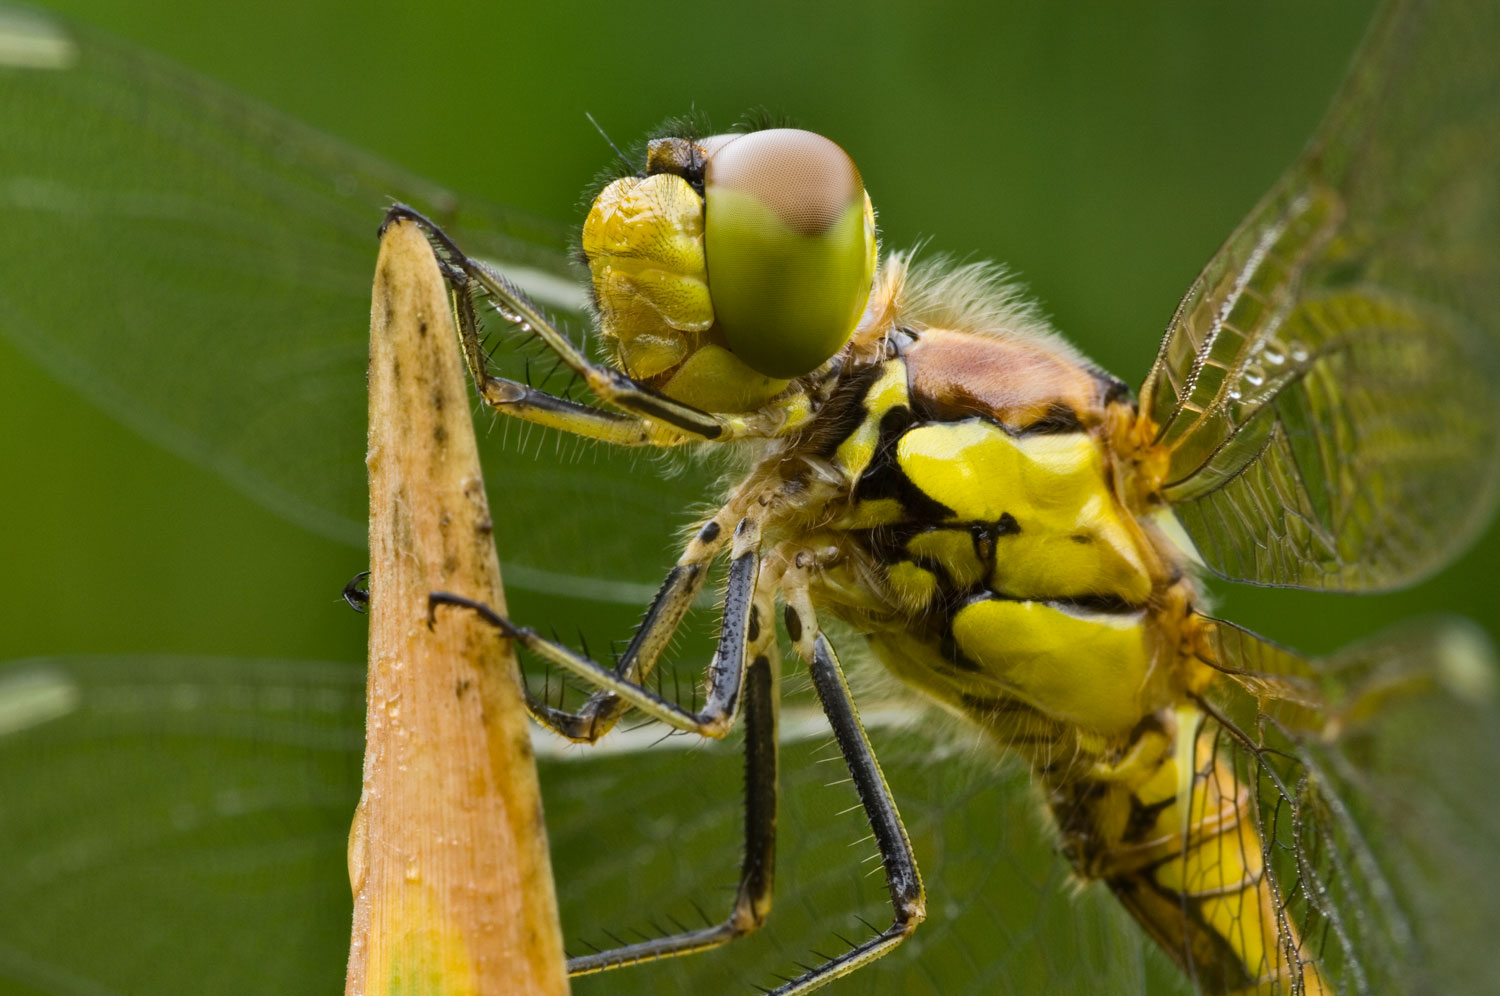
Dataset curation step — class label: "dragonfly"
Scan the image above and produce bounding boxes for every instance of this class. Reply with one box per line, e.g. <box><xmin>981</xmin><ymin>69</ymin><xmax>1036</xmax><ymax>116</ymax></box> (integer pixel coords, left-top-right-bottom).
<box><xmin>1</xmin><ymin>2</ymin><xmax>1498</xmax><ymax>995</ymax></box>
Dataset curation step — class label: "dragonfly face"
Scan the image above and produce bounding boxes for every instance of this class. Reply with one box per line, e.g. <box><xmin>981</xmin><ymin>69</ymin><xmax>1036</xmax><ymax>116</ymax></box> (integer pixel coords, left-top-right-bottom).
<box><xmin>2</xmin><ymin>3</ymin><xmax>1499</xmax><ymax>996</ymax></box>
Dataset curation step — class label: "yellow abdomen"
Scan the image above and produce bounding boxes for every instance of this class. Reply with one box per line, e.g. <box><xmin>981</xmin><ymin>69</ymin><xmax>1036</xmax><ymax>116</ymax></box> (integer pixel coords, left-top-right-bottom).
<box><xmin>1051</xmin><ymin>704</ymin><xmax>1330</xmax><ymax>995</ymax></box>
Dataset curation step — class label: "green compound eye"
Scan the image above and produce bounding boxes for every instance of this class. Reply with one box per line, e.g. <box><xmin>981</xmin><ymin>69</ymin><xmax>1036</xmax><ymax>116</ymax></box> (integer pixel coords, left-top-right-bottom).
<box><xmin>703</xmin><ymin>129</ymin><xmax>877</xmax><ymax>379</ymax></box>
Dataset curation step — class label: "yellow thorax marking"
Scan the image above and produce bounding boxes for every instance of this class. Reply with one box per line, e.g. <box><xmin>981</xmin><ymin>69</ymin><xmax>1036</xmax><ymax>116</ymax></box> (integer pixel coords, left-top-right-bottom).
<box><xmin>832</xmin><ymin>361</ymin><xmax>911</xmax><ymax>529</ymax></box>
<box><xmin>948</xmin><ymin>600</ymin><xmax>1150</xmax><ymax>735</ymax></box>
<box><xmin>883</xmin><ymin>560</ymin><xmax>940</xmax><ymax>614</ymax></box>
<box><xmin>834</xmin><ymin>360</ymin><xmax>908</xmax><ymax>478</ymax></box>
<box><xmin>906</xmin><ymin>529</ymin><xmax>986</xmax><ymax>588</ymax></box>
<box><xmin>895</xmin><ymin>420</ymin><xmax>1151</xmax><ymax>602</ymax></box>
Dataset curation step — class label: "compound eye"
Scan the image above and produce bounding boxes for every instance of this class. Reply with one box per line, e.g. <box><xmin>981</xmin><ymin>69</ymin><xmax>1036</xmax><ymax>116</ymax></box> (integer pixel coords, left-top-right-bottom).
<box><xmin>703</xmin><ymin>129</ymin><xmax>877</xmax><ymax>379</ymax></box>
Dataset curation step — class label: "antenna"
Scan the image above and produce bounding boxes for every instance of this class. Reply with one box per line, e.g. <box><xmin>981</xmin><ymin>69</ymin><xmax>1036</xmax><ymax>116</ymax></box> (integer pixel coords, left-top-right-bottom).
<box><xmin>585</xmin><ymin>112</ymin><xmax>635</xmax><ymax>173</ymax></box>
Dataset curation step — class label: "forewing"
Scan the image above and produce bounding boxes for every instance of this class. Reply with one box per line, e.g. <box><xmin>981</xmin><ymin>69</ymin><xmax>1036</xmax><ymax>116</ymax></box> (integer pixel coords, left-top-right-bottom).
<box><xmin>0</xmin><ymin>7</ymin><xmax>708</xmax><ymax>601</ymax></box>
<box><xmin>1137</xmin><ymin>0</ymin><xmax>1500</xmax><ymax>591</ymax></box>
<box><xmin>1199</xmin><ymin>616</ymin><xmax>1500</xmax><ymax>993</ymax></box>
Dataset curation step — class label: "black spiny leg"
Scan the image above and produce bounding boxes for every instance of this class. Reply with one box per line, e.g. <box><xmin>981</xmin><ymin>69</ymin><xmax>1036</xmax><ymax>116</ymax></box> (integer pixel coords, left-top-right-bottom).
<box><xmin>429</xmin><ymin>531</ymin><xmax>782</xmax><ymax>974</ymax></box>
<box><xmin>383</xmin><ymin>203</ymin><xmax>737</xmax><ymax>445</ymax></box>
<box><xmin>429</xmin><ymin>517</ymin><xmax>762</xmax><ymax>739</ymax></box>
<box><xmin>428</xmin><ymin>505</ymin><xmax>734</xmax><ymax>741</ymax></box>
<box><xmin>341</xmin><ymin>571</ymin><xmax>370</xmax><ymax>612</ymax></box>
<box><xmin>764</xmin><ymin>633</ymin><xmax>926</xmax><ymax>996</ymax></box>
<box><xmin>568</xmin><ymin>587</ymin><xmax>781</xmax><ymax>974</ymax></box>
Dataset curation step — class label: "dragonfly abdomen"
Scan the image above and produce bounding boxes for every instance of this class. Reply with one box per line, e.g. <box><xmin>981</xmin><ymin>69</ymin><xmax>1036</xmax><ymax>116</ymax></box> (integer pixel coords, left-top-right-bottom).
<box><xmin>1049</xmin><ymin>704</ymin><xmax>1330</xmax><ymax>996</ymax></box>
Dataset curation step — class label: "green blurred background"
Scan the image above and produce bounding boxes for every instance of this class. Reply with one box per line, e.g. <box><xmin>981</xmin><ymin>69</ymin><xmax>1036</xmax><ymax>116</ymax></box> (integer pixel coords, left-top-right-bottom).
<box><xmin>2</xmin><ymin>1</ymin><xmax>1497</xmax><ymax>994</ymax></box>
<box><xmin>10</xmin><ymin>0</ymin><xmax>1498</xmax><ymax>669</ymax></box>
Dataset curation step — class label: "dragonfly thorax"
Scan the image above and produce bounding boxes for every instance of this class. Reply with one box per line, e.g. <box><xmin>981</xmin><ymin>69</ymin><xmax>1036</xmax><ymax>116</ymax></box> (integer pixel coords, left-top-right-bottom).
<box><xmin>733</xmin><ymin>256</ymin><xmax>1187</xmax><ymax>738</ymax></box>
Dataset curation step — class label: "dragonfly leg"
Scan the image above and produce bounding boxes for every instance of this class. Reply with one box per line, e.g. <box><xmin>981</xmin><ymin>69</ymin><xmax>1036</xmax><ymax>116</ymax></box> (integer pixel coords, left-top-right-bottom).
<box><xmin>768</xmin><ymin>562</ymin><xmax>925</xmax><ymax>993</ymax></box>
<box><xmin>428</xmin><ymin>518</ymin><xmax>784</xmax><ymax>971</ymax></box>
<box><xmin>521</xmin><ymin>499</ymin><xmax>742</xmax><ymax>742</ymax></box>
<box><xmin>429</xmin><ymin>511</ymin><xmax>763</xmax><ymax>739</ymax></box>
<box><xmin>350</xmin><ymin>492</ymin><xmax>721</xmax><ymax>733</ymax></box>
<box><xmin>340</xmin><ymin>570</ymin><xmax>370</xmax><ymax>612</ymax></box>
<box><xmin>444</xmin><ymin>257</ymin><xmax>696</xmax><ymax>447</ymax></box>
<box><xmin>566</xmin><ymin>581</ymin><xmax>782</xmax><ymax>975</ymax></box>
<box><xmin>388</xmin><ymin>203</ymin><xmax>791</xmax><ymax>445</ymax></box>
<box><xmin>429</xmin><ymin>468</ymin><xmax>780</xmax><ymax>742</ymax></box>
<box><xmin>428</xmin><ymin>555</ymin><xmax>782</xmax><ymax>973</ymax></box>
<box><xmin>766</xmin><ymin>630</ymin><xmax>926</xmax><ymax>996</ymax></box>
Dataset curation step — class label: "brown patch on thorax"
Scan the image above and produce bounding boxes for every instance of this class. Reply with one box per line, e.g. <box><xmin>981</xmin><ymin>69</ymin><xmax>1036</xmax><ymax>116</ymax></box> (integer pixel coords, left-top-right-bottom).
<box><xmin>904</xmin><ymin>328</ymin><xmax>1113</xmax><ymax>431</ymax></box>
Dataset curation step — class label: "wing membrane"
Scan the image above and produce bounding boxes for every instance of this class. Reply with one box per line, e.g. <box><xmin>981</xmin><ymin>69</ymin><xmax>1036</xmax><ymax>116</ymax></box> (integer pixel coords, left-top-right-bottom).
<box><xmin>0</xmin><ymin>7</ymin><xmax>709</xmax><ymax>599</ymax></box>
<box><xmin>0</xmin><ymin>655</ymin><xmax>1179</xmax><ymax>996</ymax></box>
<box><xmin>1138</xmin><ymin>0</ymin><xmax>1500</xmax><ymax>591</ymax></box>
<box><xmin>1198</xmin><ymin>616</ymin><xmax>1500</xmax><ymax>993</ymax></box>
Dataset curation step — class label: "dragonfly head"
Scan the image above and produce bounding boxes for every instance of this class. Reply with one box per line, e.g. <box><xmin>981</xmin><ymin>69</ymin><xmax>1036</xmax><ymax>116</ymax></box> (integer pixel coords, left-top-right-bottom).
<box><xmin>583</xmin><ymin>127</ymin><xmax>877</xmax><ymax>412</ymax></box>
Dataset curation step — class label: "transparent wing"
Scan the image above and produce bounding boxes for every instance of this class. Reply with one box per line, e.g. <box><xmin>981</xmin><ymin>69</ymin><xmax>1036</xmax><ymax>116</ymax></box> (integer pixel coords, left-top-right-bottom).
<box><xmin>0</xmin><ymin>6</ymin><xmax>708</xmax><ymax>601</ymax></box>
<box><xmin>1197</xmin><ymin>616</ymin><xmax>1500</xmax><ymax>993</ymax></box>
<box><xmin>0</xmin><ymin>655</ymin><xmax>363</xmax><ymax>993</ymax></box>
<box><xmin>0</xmin><ymin>654</ymin><xmax>1193</xmax><ymax>996</ymax></box>
<box><xmin>12</xmin><ymin>643</ymin><xmax>1495</xmax><ymax>996</ymax></box>
<box><xmin>1137</xmin><ymin>0</ymin><xmax>1500</xmax><ymax>591</ymax></box>
<box><xmin>552</xmin><ymin>721</ymin><xmax>1188</xmax><ymax>996</ymax></box>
